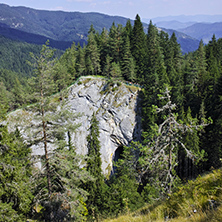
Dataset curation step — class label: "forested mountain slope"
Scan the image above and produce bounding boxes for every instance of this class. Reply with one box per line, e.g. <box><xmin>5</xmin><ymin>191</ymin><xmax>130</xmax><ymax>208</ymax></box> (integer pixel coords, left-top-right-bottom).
<box><xmin>0</xmin><ymin>3</ymin><xmax>130</xmax><ymax>42</ymax></box>
<box><xmin>0</xmin><ymin>24</ymin><xmax>74</xmax><ymax>50</ymax></box>
<box><xmin>1</xmin><ymin>11</ymin><xmax>222</xmax><ymax>222</ymax></box>
<box><xmin>0</xmin><ymin>35</ymin><xmax>64</xmax><ymax>76</ymax></box>
<box><xmin>0</xmin><ymin>35</ymin><xmax>41</xmax><ymax>76</ymax></box>
<box><xmin>0</xmin><ymin>3</ymin><xmax>199</xmax><ymax>53</ymax></box>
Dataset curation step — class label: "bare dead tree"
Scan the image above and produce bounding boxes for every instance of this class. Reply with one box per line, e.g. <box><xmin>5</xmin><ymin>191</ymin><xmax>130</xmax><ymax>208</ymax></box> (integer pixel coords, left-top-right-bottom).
<box><xmin>141</xmin><ymin>87</ymin><xmax>211</xmax><ymax>193</ymax></box>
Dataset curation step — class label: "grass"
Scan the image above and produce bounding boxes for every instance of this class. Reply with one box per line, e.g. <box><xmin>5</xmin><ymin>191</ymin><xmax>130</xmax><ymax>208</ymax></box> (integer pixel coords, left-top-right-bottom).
<box><xmin>104</xmin><ymin>169</ymin><xmax>222</xmax><ymax>222</ymax></box>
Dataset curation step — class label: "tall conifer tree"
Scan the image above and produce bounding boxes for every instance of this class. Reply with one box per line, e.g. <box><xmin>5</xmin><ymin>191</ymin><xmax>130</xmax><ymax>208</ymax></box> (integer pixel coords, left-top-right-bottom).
<box><xmin>196</xmin><ymin>40</ymin><xmax>208</xmax><ymax>100</ymax></box>
<box><xmin>85</xmin><ymin>32</ymin><xmax>101</xmax><ymax>75</ymax></box>
<box><xmin>85</xmin><ymin>113</ymin><xmax>107</xmax><ymax>220</ymax></box>
<box><xmin>142</xmin><ymin>21</ymin><xmax>167</xmax><ymax>136</ymax></box>
<box><xmin>75</xmin><ymin>43</ymin><xmax>86</xmax><ymax>77</ymax></box>
<box><xmin>28</xmin><ymin>41</ymin><xmax>57</xmax><ymax>197</ymax></box>
<box><xmin>0</xmin><ymin>125</ymin><xmax>33</xmax><ymax>221</ymax></box>
<box><xmin>108</xmin><ymin>23</ymin><xmax>123</xmax><ymax>64</ymax></box>
<box><xmin>121</xmin><ymin>36</ymin><xmax>136</xmax><ymax>81</ymax></box>
<box><xmin>146</xmin><ymin>20</ymin><xmax>168</xmax><ymax>88</ymax></box>
<box><xmin>130</xmin><ymin>14</ymin><xmax>146</xmax><ymax>83</ymax></box>
<box><xmin>99</xmin><ymin>28</ymin><xmax>109</xmax><ymax>73</ymax></box>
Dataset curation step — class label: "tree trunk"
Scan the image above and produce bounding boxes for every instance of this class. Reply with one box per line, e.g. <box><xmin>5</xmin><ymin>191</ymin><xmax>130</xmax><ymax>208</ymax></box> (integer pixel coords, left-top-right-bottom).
<box><xmin>41</xmin><ymin>88</ymin><xmax>51</xmax><ymax>196</ymax></box>
<box><xmin>169</xmin><ymin>148</ymin><xmax>172</xmax><ymax>193</ymax></box>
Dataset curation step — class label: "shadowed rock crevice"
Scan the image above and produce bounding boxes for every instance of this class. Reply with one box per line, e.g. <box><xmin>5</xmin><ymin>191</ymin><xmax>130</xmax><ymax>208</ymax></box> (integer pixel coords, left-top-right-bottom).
<box><xmin>112</xmin><ymin>145</ymin><xmax>124</xmax><ymax>174</ymax></box>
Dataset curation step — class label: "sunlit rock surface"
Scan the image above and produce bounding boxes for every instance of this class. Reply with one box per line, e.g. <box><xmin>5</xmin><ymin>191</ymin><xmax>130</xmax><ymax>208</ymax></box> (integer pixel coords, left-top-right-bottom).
<box><xmin>7</xmin><ymin>76</ymin><xmax>142</xmax><ymax>176</ymax></box>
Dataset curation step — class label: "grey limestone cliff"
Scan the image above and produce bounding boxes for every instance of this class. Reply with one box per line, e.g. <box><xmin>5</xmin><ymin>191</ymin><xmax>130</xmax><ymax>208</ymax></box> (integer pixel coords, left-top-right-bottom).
<box><xmin>7</xmin><ymin>76</ymin><xmax>142</xmax><ymax>176</ymax></box>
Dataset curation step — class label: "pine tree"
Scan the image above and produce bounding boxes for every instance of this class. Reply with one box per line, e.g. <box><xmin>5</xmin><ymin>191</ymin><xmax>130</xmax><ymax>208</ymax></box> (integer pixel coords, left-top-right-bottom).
<box><xmin>110</xmin><ymin>62</ymin><xmax>122</xmax><ymax>78</ymax></box>
<box><xmin>130</xmin><ymin>14</ymin><xmax>146</xmax><ymax>83</ymax></box>
<box><xmin>85</xmin><ymin>113</ymin><xmax>107</xmax><ymax>221</ymax></box>
<box><xmin>60</xmin><ymin>42</ymin><xmax>77</xmax><ymax>78</ymax></box>
<box><xmin>88</xmin><ymin>24</ymin><xmax>96</xmax><ymax>34</ymax></box>
<box><xmin>26</xmin><ymin>42</ymin><xmax>92</xmax><ymax>221</ymax></box>
<box><xmin>167</xmin><ymin>32</ymin><xmax>182</xmax><ymax>85</ymax></box>
<box><xmin>121</xmin><ymin>36</ymin><xmax>136</xmax><ymax>82</ymax></box>
<box><xmin>98</xmin><ymin>28</ymin><xmax>109</xmax><ymax>74</ymax></box>
<box><xmin>201</xmin><ymin>71</ymin><xmax>222</xmax><ymax>171</ymax></box>
<box><xmin>181</xmin><ymin>53</ymin><xmax>199</xmax><ymax>112</ymax></box>
<box><xmin>0</xmin><ymin>125</ymin><xmax>33</xmax><ymax>221</ymax></box>
<box><xmin>85</xmin><ymin>32</ymin><xmax>101</xmax><ymax>75</ymax></box>
<box><xmin>168</xmin><ymin>32</ymin><xmax>183</xmax><ymax>107</ymax></box>
<box><xmin>32</xmin><ymin>102</ymin><xmax>91</xmax><ymax>221</ymax></box>
<box><xmin>27</xmin><ymin>41</ymin><xmax>57</xmax><ymax>198</ymax></box>
<box><xmin>140</xmin><ymin>88</ymin><xmax>210</xmax><ymax>193</ymax></box>
<box><xmin>205</xmin><ymin>35</ymin><xmax>220</xmax><ymax>87</ymax></box>
<box><xmin>124</xmin><ymin>19</ymin><xmax>133</xmax><ymax>39</ymax></box>
<box><xmin>195</xmin><ymin>40</ymin><xmax>208</xmax><ymax>98</ymax></box>
<box><xmin>142</xmin><ymin>21</ymin><xmax>167</xmax><ymax>137</ymax></box>
<box><xmin>103</xmin><ymin>54</ymin><xmax>112</xmax><ymax>78</ymax></box>
<box><xmin>53</xmin><ymin>59</ymin><xmax>73</xmax><ymax>101</ymax></box>
<box><xmin>75</xmin><ymin>43</ymin><xmax>86</xmax><ymax>77</ymax></box>
<box><xmin>12</xmin><ymin>77</ymin><xmax>26</xmax><ymax>109</ymax></box>
<box><xmin>212</xmin><ymin>74</ymin><xmax>222</xmax><ymax>166</ymax></box>
<box><xmin>146</xmin><ymin>20</ymin><xmax>168</xmax><ymax>87</ymax></box>
<box><xmin>107</xmin><ymin>23</ymin><xmax>124</xmax><ymax>64</ymax></box>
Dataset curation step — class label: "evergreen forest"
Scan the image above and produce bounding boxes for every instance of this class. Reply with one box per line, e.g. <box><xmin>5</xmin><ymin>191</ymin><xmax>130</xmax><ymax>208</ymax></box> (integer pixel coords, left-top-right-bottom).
<box><xmin>1</xmin><ymin>14</ymin><xmax>222</xmax><ymax>221</ymax></box>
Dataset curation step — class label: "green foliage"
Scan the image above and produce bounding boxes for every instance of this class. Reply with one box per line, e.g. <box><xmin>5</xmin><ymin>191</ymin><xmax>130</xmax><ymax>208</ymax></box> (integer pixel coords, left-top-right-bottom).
<box><xmin>0</xmin><ymin>82</ymin><xmax>10</xmax><ymax>119</ymax></box>
<box><xmin>76</xmin><ymin>43</ymin><xmax>86</xmax><ymax>77</ymax></box>
<box><xmin>140</xmin><ymin>88</ymin><xmax>210</xmax><ymax>194</ymax></box>
<box><xmin>121</xmin><ymin>36</ymin><xmax>136</xmax><ymax>82</ymax></box>
<box><xmin>146</xmin><ymin>20</ymin><xmax>168</xmax><ymax>87</ymax></box>
<box><xmin>28</xmin><ymin>41</ymin><xmax>57</xmax><ymax>103</ymax></box>
<box><xmin>104</xmin><ymin>169</ymin><xmax>222</xmax><ymax>222</ymax></box>
<box><xmin>33</xmin><ymin>145</ymin><xmax>91</xmax><ymax>221</ymax></box>
<box><xmin>2</xmin><ymin>12</ymin><xmax>222</xmax><ymax>221</ymax></box>
<box><xmin>108</xmin><ymin>144</ymin><xmax>144</xmax><ymax>214</ymax></box>
<box><xmin>165</xmin><ymin>169</ymin><xmax>222</xmax><ymax>219</ymax></box>
<box><xmin>130</xmin><ymin>14</ymin><xmax>147</xmax><ymax>83</ymax></box>
<box><xmin>110</xmin><ymin>62</ymin><xmax>122</xmax><ymax>78</ymax></box>
<box><xmin>0</xmin><ymin>69</ymin><xmax>30</xmax><ymax>111</ymax></box>
<box><xmin>85</xmin><ymin>32</ymin><xmax>101</xmax><ymax>75</ymax></box>
<box><xmin>0</xmin><ymin>125</ymin><xmax>33</xmax><ymax>221</ymax></box>
<box><xmin>85</xmin><ymin>113</ymin><xmax>108</xmax><ymax>220</ymax></box>
<box><xmin>25</xmin><ymin>42</ymin><xmax>91</xmax><ymax>221</ymax></box>
<box><xmin>0</xmin><ymin>36</ymin><xmax>41</xmax><ymax>77</ymax></box>
<box><xmin>59</xmin><ymin>43</ymin><xmax>77</xmax><ymax>78</ymax></box>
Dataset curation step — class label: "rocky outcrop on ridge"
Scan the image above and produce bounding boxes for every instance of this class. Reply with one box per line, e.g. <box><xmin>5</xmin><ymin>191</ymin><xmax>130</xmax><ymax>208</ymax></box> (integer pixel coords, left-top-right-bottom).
<box><xmin>7</xmin><ymin>76</ymin><xmax>142</xmax><ymax>176</ymax></box>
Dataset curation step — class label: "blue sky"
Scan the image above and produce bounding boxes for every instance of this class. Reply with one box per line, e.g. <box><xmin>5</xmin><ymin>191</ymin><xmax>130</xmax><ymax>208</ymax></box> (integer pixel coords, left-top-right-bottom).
<box><xmin>1</xmin><ymin>0</ymin><xmax>222</xmax><ymax>20</ymax></box>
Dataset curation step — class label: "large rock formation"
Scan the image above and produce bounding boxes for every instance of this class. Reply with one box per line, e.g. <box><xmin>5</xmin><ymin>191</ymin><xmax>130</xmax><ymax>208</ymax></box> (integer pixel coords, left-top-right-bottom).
<box><xmin>7</xmin><ymin>76</ymin><xmax>142</xmax><ymax>176</ymax></box>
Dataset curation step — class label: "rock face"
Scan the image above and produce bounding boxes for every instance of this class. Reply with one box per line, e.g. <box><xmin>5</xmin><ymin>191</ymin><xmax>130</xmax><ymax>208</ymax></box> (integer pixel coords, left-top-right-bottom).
<box><xmin>7</xmin><ymin>76</ymin><xmax>142</xmax><ymax>176</ymax></box>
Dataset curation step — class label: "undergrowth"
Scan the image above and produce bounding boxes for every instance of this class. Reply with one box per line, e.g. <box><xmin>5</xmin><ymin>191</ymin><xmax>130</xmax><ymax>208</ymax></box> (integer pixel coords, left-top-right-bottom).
<box><xmin>104</xmin><ymin>169</ymin><xmax>222</xmax><ymax>222</ymax></box>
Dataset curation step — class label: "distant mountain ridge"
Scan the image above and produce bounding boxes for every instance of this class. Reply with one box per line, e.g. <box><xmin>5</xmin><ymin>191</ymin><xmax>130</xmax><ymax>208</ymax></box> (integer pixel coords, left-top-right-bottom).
<box><xmin>146</xmin><ymin>14</ymin><xmax>222</xmax><ymax>23</ymax></box>
<box><xmin>154</xmin><ymin>20</ymin><xmax>196</xmax><ymax>30</ymax></box>
<box><xmin>0</xmin><ymin>3</ymin><xmax>200</xmax><ymax>53</ymax></box>
<box><xmin>144</xmin><ymin>14</ymin><xmax>222</xmax><ymax>45</ymax></box>
<box><xmin>179</xmin><ymin>22</ymin><xmax>222</xmax><ymax>44</ymax></box>
<box><xmin>0</xmin><ymin>3</ymin><xmax>130</xmax><ymax>42</ymax></box>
